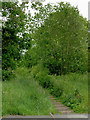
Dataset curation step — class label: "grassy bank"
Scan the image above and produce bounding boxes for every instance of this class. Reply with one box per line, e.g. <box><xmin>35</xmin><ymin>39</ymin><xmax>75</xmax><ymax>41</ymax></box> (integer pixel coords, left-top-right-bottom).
<box><xmin>2</xmin><ymin>66</ymin><xmax>88</xmax><ymax>115</ymax></box>
<box><xmin>52</xmin><ymin>73</ymin><xmax>88</xmax><ymax>113</ymax></box>
<box><xmin>30</xmin><ymin>65</ymin><xmax>88</xmax><ymax>113</ymax></box>
<box><xmin>2</xmin><ymin>67</ymin><xmax>56</xmax><ymax>116</ymax></box>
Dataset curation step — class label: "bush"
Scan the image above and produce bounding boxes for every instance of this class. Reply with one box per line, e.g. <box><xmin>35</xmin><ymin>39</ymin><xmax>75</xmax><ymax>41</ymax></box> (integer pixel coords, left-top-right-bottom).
<box><xmin>50</xmin><ymin>80</ymin><xmax>63</xmax><ymax>97</ymax></box>
<box><xmin>31</xmin><ymin>67</ymin><xmax>88</xmax><ymax>113</ymax></box>
<box><xmin>36</xmin><ymin>71</ymin><xmax>53</xmax><ymax>88</ymax></box>
<box><xmin>15</xmin><ymin>67</ymin><xmax>30</xmax><ymax>78</ymax></box>
<box><xmin>31</xmin><ymin>64</ymin><xmax>49</xmax><ymax>78</ymax></box>
<box><xmin>60</xmin><ymin>90</ymin><xmax>83</xmax><ymax>111</ymax></box>
<box><xmin>31</xmin><ymin>64</ymin><xmax>64</xmax><ymax>96</ymax></box>
<box><xmin>58</xmin><ymin>73</ymin><xmax>88</xmax><ymax>113</ymax></box>
<box><xmin>30</xmin><ymin>64</ymin><xmax>55</xmax><ymax>89</ymax></box>
<box><xmin>2</xmin><ymin>69</ymin><xmax>15</xmax><ymax>81</ymax></box>
<box><xmin>30</xmin><ymin>64</ymin><xmax>53</xmax><ymax>88</ymax></box>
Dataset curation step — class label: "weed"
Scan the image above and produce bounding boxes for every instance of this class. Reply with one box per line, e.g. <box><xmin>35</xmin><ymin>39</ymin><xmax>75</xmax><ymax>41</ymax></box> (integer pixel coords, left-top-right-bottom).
<box><xmin>2</xmin><ymin>67</ymin><xmax>56</xmax><ymax>116</ymax></box>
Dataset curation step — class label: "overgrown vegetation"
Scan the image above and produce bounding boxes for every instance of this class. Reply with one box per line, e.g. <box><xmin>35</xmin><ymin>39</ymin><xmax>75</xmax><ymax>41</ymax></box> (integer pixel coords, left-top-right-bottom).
<box><xmin>2</xmin><ymin>2</ymin><xmax>31</xmax><ymax>81</ymax></box>
<box><xmin>26</xmin><ymin>2</ymin><xmax>88</xmax><ymax>75</ymax></box>
<box><xmin>2</xmin><ymin>0</ymin><xmax>88</xmax><ymax>115</ymax></box>
<box><xmin>30</xmin><ymin>64</ymin><xmax>88</xmax><ymax>113</ymax></box>
<box><xmin>53</xmin><ymin>73</ymin><xmax>88</xmax><ymax>113</ymax></box>
<box><xmin>2</xmin><ymin>67</ymin><xmax>57</xmax><ymax>116</ymax></box>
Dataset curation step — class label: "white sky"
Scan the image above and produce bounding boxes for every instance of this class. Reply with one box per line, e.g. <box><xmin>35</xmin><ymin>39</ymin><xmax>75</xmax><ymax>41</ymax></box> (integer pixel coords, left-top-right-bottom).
<box><xmin>19</xmin><ymin>0</ymin><xmax>89</xmax><ymax>19</ymax></box>
<box><xmin>42</xmin><ymin>0</ymin><xmax>89</xmax><ymax>19</ymax></box>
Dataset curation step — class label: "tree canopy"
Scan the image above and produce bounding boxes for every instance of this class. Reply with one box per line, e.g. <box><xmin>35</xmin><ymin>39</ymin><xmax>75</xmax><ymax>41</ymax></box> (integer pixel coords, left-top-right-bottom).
<box><xmin>2</xmin><ymin>1</ymin><xmax>31</xmax><ymax>80</ymax></box>
<box><xmin>2</xmin><ymin>1</ymin><xmax>88</xmax><ymax>80</ymax></box>
<box><xmin>26</xmin><ymin>2</ymin><xmax>88</xmax><ymax>75</ymax></box>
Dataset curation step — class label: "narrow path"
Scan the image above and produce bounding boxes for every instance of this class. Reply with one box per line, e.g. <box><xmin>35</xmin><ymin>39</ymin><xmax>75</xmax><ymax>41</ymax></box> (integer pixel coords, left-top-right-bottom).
<box><xmin>49</xmin><ymin>95</ymin><xmax>73</xmax><ymax>114</ymax></box>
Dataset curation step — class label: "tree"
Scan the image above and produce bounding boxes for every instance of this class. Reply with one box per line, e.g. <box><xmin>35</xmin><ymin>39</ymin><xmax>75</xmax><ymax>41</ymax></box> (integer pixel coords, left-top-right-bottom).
<box><xmin>2</xmin><ymin>1</ymin><xmax>31</xmax><ymax>80</ymax></box>
<box><xmin>29</xmin><ymin>2</ymin><xmax>88</xmax><ymax>75</ymax></box>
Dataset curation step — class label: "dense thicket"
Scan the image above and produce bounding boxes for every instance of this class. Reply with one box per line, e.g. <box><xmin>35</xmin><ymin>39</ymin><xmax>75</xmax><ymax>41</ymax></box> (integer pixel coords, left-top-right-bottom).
<box><xmin>26</xmin><ymin>2</ymin><xmax>88</xmax><ymax>75</ymax></box>
<box><xmin>2</xmin><ymin>1</ymin><xmax>88</xmax><ymax>80</ymax></box>
<box><xmin>2</xmin><ymin>2</ymin><xmax>31</xmax><ymax>80</ymax></box>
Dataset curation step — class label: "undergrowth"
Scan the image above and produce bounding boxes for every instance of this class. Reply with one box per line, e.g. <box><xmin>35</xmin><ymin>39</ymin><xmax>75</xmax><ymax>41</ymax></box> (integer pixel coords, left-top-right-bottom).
<box><xmin>31</xmin><ymin>64</ymin><xmax>88</xmax><ymax>113</ymax></box>
<box><xmin>53</xmin><ymin>73</ymin><xmax>88</xmax><ymax>113</ymax></box>
<box><xmin>2</xmin><ymin>67</ymin><xmax>56</xmax><ymax>116</ymax></box>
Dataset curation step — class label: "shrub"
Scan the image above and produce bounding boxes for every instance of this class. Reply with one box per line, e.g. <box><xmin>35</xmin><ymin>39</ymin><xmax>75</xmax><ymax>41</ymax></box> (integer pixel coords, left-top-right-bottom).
<box><xmin>30</xmin><ymin>64</ymin><xmax>53</xmax><ymax>88</ymax></box>
<box><xmin>31</xmin><ymin>64</ymin><xmax>49</xmax><ymax>78</ymax></box>
<box><xmin>52</xmin><ymin>81</ymin><xmax>63</xmax><ymax>97</ymax></box>
<box><xmin>36</xmin><ymin>71</ymin><xmax>51</xmax><ymax>88</ymax></box>
<box><xmin>50</xmin><ymin>80</ymin><xmax>63</xmax><ymax>97</ymax></box>
<box><xmin>2</xmin><ymin>69</ymin><xmax>15</xmax><ymax>81</ymax></box>
<box><xmin>31</xmin><ymin>64</ymin><xmax>64</xmax><ymax>97</ymax></box>
<box><xmin>15</xmin><ymin>67</ymin><xmax>30</xmax><ymax>78</ymax></box>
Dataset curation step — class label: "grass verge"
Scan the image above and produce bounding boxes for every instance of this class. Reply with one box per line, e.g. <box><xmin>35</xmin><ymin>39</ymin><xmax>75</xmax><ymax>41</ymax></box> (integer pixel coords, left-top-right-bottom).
<box><xmin>2</xmin><ymin>67</ymin><xmax>56</xmax><ymax>116</ymax></box>
<box><xmin>30</xmin><ymin>65</ymin><xmax>88</xmax><ymax>113</ymax></box>
<box><xmin>50</xmin><ymin>73</ymin><xmax>88</xmax><ymax>113</ymax></box>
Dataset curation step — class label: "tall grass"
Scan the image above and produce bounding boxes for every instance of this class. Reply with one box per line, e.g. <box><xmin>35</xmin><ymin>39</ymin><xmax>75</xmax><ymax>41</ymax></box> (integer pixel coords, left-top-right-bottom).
<box><xmin>2</xmin><ymin>67</ymin><xmax>56</xmax><ymax>116</ymax></box>
<box><xmin>52</xmin><ymin>73</ymin><xmax>88</xmax><ymax>113</ymax></box>
<box><xmin>30</xmin><ymin>64</ymin><xmax>88</xmax><ymax>113</ymax></box>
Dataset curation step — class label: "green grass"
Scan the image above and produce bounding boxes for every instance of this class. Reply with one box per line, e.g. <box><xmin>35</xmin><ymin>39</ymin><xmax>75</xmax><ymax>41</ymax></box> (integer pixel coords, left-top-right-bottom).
<box><xmin>30</xmin><ymin>64</ymin><xmax>88</xmax><ymax>113</ymax></box>
<box><xmin>2</xmin><ymin>66</ymin><xmax>88</xmax><ymax>115</ymax></box>
<box><xmin>2</xmin><ymin>67</ymin><xmax>56</xmax><ymax>116</ymax></box>
<box><xmin>52</xmin><ymin>73</ymin><xmax>88</xmax><ymax>113</ymax></box>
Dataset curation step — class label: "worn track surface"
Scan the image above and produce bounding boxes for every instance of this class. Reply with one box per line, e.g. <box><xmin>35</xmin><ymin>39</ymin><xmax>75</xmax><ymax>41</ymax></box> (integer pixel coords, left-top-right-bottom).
<box><xmin>49</xmin><ymin>95</ymin><xmax>74</xmax><ymax>114</ymax></box>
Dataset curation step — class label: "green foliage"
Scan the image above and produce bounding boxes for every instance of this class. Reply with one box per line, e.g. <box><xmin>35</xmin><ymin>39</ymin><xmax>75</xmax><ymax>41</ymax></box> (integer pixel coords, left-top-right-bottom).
<box><xmin>2</xmin><ymin>1</ymin><xmax>31</xmax><ymax>80</ymax></box>
<box><xmin>30</xmin><ymin>64</ymin><xmax>53</xmax><ymax>88</ymax></box>
<box><xmin>2</xmin><ymin>67</ymin><xmax>56</xmax><ymax>116</ymax></box>
<box><xmin>50</xmin><ymin>80</ymin><xmax>63</xmax><ymax>97</ymax></box>
<box><xmin>36</xmin><ymin>72</ymin><xmax>51</xmax><ymax>88</ymax></box>
<box><xmin>31</xmin><ymin>64</ymin><xmax>64</xmax><ymax>98</ymax></box>
<box><xmin>23</xmin><ymin>51</ymin><xmax>32</xmax><ymax>68</ymax></box>
<box><xmin>30</xmin><ymin>65</ymin><xmax>88</xmax><ymax>113</ymax></box>
<box><xmin>2</xmin><ymin>1</ymin><xmax>88</xmax><ymax>114</ymax></box>
<box><xmin>31</xmin><ymin>68</ymin><xmax>88</xmax><ymax>113</ymax></box>
<box><xmin>2</xmin><ymin>69</ymin><xmax>15</xmax><ymax>81</ymax></box>
<box><xmin>53</xmin><ymin>73</ymin><xmax>88</xmax><ymax>113</ymax></box>
<box><xmin>28</xmin><ymin>2</ymin><xmax>88</xmax><ymax>75</ymax></box>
